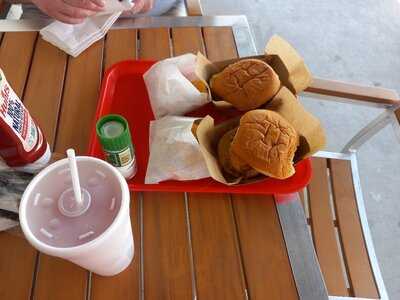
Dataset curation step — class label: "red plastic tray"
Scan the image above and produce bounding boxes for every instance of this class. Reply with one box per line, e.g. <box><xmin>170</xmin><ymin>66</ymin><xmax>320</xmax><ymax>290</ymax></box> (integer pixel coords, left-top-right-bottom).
<box><xmin>88</xmin><ymin>60</ymin><xmax>312</xmax><ymax>194</ymax></box>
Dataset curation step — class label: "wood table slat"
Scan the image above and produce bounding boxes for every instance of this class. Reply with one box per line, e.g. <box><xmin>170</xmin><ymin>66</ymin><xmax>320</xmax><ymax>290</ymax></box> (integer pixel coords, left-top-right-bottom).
<box><xmin>0</xmin><ymin>233</ymin><xmax>37</xmax><ymax>299</ymax></box>
<box><xmin>23</xmin><ymin>38</ymin><xmax>78</xmax><ymax>300</ymax></box>
<box><xmin>34</xmin><ymin>256</ymin><xmax>88</xmax><ymax>300</ymax></box>
<box><xmin>308</xmin><ymin>158</ymin><xmax>348</xmax><ymax>296</ymax></box>
<box><xmin>139</xmin><ymin>28</ymin><xmax>171</xmax><ymax>60</ymax></box>
<box><xmin>202</xmin><ymin>27</ymin><xmax>238</xmax><ymax>61</ymax></box>
<box><xmin>23</xmin><ymin>37</ymin><xmax>67</xmax><ymax>148</ymax></box>
<box><xmin>232</xmin><ymin>195</ymin><xmax>299</xmax><ymax>300</ymax></box>
<box><xmin>142</xmin><ymin>192</ymin><xmax>193</xmax><ymax>299</ymax></box>
<box><xmin>188</xmin><ymin>193</ymin><xmax>246</xmax><ymax>299</ymax></box>
<box><xmin>89</xmin><ymin>29</ymin><xmax>140</xmax><ymax>300</ymax></box>
<box><xmin>55</xmin><ymin>40</ymin><xmax>104</xmax><ymax>154</ymax></box>
<box><xmin>173</xmin><ymin>26</ymin><xmax>246</xmax><ymax>299</ymax></box>
<box><xmin>171</xmin><ymin>27</ymin><xmax>205</xmax><ymax>55</ymax></box>
<box><xmin>34</xmin><ymin>41</ymin><xmax>105</xmax><ymax>300</ymax></box>
<box><xmin>0</xmin><ymin>32</ymin><xmax>37</xmax><ymax>97</ymax></box>
<box><xmin>202</xmin><ymin>26</ymin><xmax>297</xmax><ymax>299</ymax></box>
<box><xmin>139</xmin><ymin>29</ymin><xmax>192</xmax><ymax>299</ymax></box>
<box><xmin>104</xmin><ymin>29</ymin><xmax>137</xmax><ymax>70</ymax></box>
<box><xmin>0</xmin><ymin>33</ymin><xmax>41</xmax><ymax>300</ymax></box>
<box><xmin>330</xmin><ymin>159</ymin><xmax>379</xmax><ymax>298</ymax></box>
<box><xmin>91</xmin><ymin>192</ymin><xmax>140</xmax><ymax>300</ymax></box>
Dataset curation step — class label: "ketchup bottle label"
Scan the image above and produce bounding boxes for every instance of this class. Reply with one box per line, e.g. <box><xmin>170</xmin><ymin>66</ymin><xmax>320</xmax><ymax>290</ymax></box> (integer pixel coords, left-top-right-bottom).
<box><xmin>0</xmin><ymin>71</ymin><xmax>38</xmax><ymax>152</ymax></box>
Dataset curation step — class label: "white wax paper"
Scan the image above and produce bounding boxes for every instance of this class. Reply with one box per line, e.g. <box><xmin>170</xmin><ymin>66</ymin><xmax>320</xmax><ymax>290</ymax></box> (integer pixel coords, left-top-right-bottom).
<box><xmin>145</xmin><ymin>116</ymin><xmax>210</xmax><ymax>184</ymax></box>
<box><xmin>143</xmin><ymin>54</ymin><xmax>209</xmax><ymax>119</ymax></box>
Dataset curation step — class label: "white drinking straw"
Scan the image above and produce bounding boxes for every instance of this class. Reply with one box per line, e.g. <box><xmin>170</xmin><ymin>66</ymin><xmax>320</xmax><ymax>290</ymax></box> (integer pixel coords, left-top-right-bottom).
<box><xmin>67</xmin><ymin>149</ymin><xmax>83</xmax><ymax>206</ymax></box>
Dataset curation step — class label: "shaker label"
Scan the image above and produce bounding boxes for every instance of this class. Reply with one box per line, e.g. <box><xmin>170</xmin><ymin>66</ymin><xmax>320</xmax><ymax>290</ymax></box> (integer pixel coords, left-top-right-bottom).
<box><xmin>105</xmin><ymin>146</ymin><xmax>134</xmax><ymax>167</ymax></box>
<box><xmin>0</xmin><ymin>71</ymin><xmax>38</xmax><ymax>152</ymax></box>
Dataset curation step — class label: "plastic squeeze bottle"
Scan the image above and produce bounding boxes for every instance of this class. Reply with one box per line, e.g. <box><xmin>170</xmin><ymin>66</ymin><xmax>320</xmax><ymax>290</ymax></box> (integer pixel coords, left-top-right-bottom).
<box><xmin>0</xmin><ymin>69</ymin><xmax>51</xmax><ymax>173</ymax></box>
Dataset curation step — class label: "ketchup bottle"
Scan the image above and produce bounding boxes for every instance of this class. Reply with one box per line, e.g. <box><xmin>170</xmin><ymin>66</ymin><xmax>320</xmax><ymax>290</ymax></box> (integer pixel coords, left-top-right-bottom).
<box><xmin>0</xmin><ymin>69</ymin><xmax>51</xmax><ymax>173</ymax></box>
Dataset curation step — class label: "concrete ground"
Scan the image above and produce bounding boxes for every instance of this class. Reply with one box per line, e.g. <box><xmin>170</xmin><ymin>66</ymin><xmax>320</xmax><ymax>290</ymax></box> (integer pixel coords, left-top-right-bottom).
<box><xmin>201</xmin><ymin>0</ymin><xmax>400</xmax><ymax>298</ymax></box>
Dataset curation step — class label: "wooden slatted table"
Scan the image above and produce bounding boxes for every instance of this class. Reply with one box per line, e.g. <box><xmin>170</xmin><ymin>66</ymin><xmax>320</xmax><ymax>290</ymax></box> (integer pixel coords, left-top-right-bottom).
<box><xmin>1</xmin><ymin>16</ymin><xmax>398</xmax><ymax>300</ymax></box>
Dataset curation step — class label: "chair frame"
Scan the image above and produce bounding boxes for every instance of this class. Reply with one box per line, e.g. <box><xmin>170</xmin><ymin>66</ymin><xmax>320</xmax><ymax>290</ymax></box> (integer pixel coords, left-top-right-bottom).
<box><xmin>184</xmin><ymin>0</ymin><xmax>203</xmax><ymax>16</ymax></box>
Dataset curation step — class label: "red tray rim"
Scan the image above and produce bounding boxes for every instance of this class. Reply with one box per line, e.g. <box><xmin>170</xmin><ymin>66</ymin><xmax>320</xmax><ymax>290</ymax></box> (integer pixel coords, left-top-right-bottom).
<box><xmin>88</xmin><ymin>60</ymin><xmax>313</xmax><ymax>195</ymax></box>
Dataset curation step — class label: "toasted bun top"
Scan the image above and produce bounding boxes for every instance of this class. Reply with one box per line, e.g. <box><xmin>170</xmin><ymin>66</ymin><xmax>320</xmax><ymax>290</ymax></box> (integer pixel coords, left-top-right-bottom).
<box><xmin>231</xmin><ymin>110</ymin><xmax>299</xmax><ymax>179</ymax></box>
<box><xmin>210</xmin><ymin>59</ymin><xmax>281</xmax><ymax>111</ymax></box>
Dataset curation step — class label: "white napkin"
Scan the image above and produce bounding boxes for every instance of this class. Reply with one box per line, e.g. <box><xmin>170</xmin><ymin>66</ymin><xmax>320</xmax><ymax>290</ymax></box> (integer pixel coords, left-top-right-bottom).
<box><xmin>40</xmin><ymin>0</ymin><xmax>134</xmax><ymax>57</ymax></box>
<box><xmin>145</xmin><ymin>116</ymin><xmax>210</xmax><ymax>184</ymax></box>
<box><xmin>143</xmin><ymin>54</ymin><xmax>210</xmax><ymax>119</ymax></box>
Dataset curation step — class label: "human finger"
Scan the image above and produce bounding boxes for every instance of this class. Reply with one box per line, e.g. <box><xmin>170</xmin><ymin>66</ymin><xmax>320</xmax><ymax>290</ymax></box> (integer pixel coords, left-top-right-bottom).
<box><xmin>59</xmin><ymin>2</ymin><xmax>97</xmax><ymax>19</ymax></box>
<box><xmin>53</xmin><ymin>10</ymin><xmax>86</xmax><ymax>24</ymax></box>
<box><xmin>63</xmin><ymin>0</ymin><xmax>104</xmax><ymax>12</ymax></box>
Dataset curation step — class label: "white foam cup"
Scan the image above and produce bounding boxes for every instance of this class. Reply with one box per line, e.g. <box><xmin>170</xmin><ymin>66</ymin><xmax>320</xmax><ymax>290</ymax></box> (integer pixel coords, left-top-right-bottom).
<box><xmin>19</xmin><ymin>156</ymin><xmax>134</xmax><ymax>276</ymax></box>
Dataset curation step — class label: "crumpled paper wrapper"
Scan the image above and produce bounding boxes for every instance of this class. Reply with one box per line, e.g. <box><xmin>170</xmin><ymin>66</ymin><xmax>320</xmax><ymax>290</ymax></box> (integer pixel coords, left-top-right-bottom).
<box><xmin>145</xmin><ymin>116</ymin><xmax>210</xmax><ymax>184</ymax></box>
<box><xmin>143</xmin><ymin>54</ymin><xmax>210</xmax><ymax>119</ymax></box>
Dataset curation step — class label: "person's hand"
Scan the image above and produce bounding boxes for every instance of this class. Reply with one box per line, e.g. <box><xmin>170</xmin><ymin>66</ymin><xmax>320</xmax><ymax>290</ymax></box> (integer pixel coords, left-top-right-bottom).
<box><xmin>127</xmin><ymin>0</ymin><xmax>154</xmax><ymax>15</ymax></box>
<box><xmin>31</xmin><ymin>0</ymin><xmax>105</xmax><ymax>24</ymax></box>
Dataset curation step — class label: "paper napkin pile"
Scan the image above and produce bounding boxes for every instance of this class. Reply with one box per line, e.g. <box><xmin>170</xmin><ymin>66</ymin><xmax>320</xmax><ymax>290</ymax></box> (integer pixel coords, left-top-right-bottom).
<box><xmin>40</xmin><ymin>0</ymin><xmax>134</xmax><ymax>57</ymax></box>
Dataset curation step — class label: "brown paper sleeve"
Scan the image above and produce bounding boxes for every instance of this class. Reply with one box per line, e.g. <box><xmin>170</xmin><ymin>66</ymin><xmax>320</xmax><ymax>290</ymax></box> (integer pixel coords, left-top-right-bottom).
<box><xmin>266</xmin><ymin>87</ymin><xmax>326</xmax><ymax>160</ymax></box>
<box><xmin>196</xmin><ymin>116</ymin><xmax>242</xmax><ymax>185</ymax></box>
<box><xmin>265</xmin><ymin>35</ymin><xmax>313</xmax><ymax>94</ymax></box>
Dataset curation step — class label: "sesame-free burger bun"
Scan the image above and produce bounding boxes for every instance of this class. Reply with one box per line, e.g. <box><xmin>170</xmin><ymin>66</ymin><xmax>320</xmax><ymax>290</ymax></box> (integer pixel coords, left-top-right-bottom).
<box><xmin>210</xmin><ymin>59</ymin><xmax>280</xmax><ymax>111</ymax></box>
<box><xmin>231</xmin><ymin>110</ymin><xmax>299</xmax><ymax>179</ymax></box>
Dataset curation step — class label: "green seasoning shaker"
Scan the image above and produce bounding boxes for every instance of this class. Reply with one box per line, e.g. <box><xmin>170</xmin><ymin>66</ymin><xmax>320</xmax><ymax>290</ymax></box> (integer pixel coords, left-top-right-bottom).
<box><xmin>96</xmin><ymin>114</ymin><xmax>137</xmax><ymax>180</ymax></box>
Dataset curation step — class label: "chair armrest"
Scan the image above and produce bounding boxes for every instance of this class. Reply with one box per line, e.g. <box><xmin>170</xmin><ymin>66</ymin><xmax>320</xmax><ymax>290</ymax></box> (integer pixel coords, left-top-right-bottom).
<box><xmin>305</xmin><ymin>77</ymin><xmax>400</xmax><ymax>107</ymax></box>
<box><xmin>184</xmin><ymin>0</ymin><xmax>203</xmax><ymax>16</ymax></box>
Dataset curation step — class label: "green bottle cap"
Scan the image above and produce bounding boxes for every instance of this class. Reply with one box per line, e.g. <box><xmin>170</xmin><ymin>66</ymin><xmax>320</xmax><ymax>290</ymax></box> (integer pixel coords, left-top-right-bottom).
<box><xmin>96</xmin><ymin>114</ymin><xmax>132</xmax><ymax>152</ymax></box>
